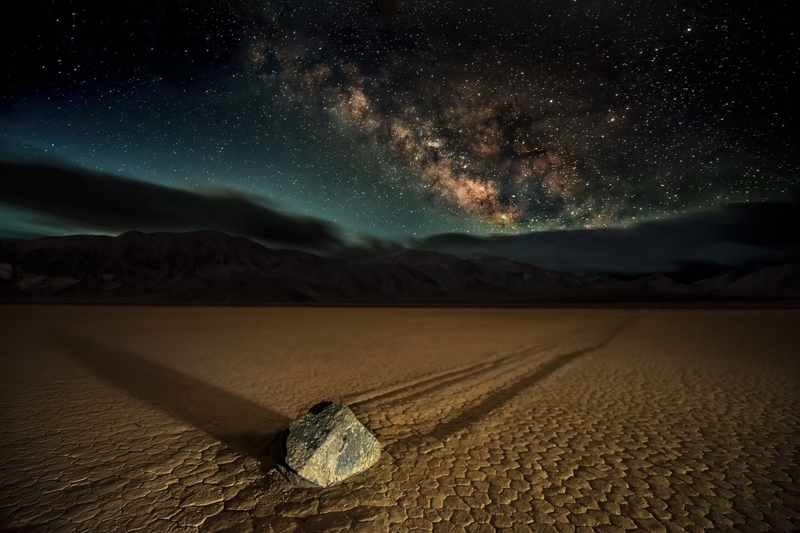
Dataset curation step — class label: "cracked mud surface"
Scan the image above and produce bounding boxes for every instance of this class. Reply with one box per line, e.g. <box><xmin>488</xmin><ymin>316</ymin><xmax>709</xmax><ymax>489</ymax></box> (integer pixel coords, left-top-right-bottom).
<box><xmin>1</xmin><ymin>306</ymin><xmax>799</xmax><ymax>532</ymax></box>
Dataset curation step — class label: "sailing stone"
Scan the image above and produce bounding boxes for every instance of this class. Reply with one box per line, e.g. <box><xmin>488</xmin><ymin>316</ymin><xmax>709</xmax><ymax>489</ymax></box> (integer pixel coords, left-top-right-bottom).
<box><xmin>278</xmin><ymin>402</ymin><xmax>382</xmax><ymax>487</ymax></box>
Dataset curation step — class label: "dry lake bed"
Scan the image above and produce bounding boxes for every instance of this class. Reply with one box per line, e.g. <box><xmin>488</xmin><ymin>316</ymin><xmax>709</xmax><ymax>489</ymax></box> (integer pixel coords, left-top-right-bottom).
<box><xmin>1</xmin><ymin>305</ymin><xmax>799</xmax><ymax>532</ymax></box>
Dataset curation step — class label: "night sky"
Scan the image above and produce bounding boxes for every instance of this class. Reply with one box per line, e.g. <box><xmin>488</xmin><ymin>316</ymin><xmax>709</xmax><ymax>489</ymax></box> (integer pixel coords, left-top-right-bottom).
<box><xmin>2</xmin><ymin>1</ymin><xmax>798</xmax><ymax>275</ymax></box>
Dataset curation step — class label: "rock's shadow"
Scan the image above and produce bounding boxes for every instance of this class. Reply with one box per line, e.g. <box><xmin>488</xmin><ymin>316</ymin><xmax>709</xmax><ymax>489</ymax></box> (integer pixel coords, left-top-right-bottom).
<box><xmin>50</xmin><ymin>330</ymin><xmax>290</xmax><ymax>470</ymax></box>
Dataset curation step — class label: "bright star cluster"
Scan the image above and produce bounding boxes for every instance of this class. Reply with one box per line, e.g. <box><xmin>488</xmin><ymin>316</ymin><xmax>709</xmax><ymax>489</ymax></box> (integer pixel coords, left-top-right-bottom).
<box><xmin>1</xmin><ymin>0</ymin><xmax>797</xmax><ymax>239</ymax></box>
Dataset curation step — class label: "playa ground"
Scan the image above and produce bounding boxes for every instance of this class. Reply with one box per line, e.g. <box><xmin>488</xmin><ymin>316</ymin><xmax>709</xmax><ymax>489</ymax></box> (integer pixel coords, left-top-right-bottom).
<box><xmin>1</xmin><ymin>306</ymin><xmax>799</xmax><ymax>532</ymax></box>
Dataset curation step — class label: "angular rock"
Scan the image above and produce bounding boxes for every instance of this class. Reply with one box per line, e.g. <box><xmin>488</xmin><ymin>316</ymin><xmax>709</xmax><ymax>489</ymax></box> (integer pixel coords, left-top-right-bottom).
<box><xmin>278</xmin><ymin>402</ymin><xmax>381</xmax><ymax>487</ymax></box>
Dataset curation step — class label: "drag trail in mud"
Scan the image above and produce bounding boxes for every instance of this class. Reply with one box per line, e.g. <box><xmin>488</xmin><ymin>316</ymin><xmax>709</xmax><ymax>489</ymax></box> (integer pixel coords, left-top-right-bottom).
<box><xmin>1</xmin><ymin>306</ymin><xmax>798</xmax><ymax>532</ymax></box>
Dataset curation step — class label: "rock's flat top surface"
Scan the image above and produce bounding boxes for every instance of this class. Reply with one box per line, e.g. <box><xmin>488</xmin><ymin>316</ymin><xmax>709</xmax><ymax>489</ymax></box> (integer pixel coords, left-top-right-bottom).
<box><xmin>1</xmin><ymin>306</ymin><xmax>799</xmax><ymax>532</ymax></box>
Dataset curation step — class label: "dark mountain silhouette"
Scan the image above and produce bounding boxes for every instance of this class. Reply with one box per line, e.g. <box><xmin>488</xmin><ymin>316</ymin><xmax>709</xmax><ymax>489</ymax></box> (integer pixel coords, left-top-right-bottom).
<box><xmin>695</xmin><ymin>263</ymin><xmax>800</xmax><ymax>299</ymax></box>
<box><xmin>0</xmin><ymin>231</ymin><xmax>796</xmax><ymax>304</ymax></box>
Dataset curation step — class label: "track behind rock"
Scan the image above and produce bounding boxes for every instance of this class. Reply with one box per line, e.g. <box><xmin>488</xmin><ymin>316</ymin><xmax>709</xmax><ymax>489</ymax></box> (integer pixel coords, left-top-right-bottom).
<box><xmin>1</xmin><ymin>306</ymin><xmax>798</xmax><ymax>533</ymax></box>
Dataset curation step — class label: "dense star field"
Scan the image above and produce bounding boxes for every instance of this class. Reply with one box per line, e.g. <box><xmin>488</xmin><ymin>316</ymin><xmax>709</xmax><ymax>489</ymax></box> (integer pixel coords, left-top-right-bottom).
<box><xmin>1</xmin><ymin>1</ymin><xmax>798</xmax><ymax>274</ymax></box>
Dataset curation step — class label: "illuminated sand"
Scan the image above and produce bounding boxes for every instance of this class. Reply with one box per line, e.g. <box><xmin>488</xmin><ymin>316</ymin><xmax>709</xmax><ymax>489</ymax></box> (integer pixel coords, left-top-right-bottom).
<box><xmin>1</xmin><ymin>306</ymin><xmax>799</xmax><ymax>533</ymax></box>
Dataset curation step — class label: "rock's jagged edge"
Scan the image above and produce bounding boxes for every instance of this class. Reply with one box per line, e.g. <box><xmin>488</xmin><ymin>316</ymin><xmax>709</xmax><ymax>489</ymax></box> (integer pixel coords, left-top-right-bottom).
<box><xmin>276</xmin><ymin>462</ymin><xmax>323</xmax><ymax>488</ymax></box>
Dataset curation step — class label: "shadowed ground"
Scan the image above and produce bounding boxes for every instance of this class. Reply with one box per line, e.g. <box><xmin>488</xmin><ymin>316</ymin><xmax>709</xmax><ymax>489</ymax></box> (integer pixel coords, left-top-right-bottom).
<box><xmin>0</xmin><ymin>306</ymin><xmax>799</xmax><ymax>533</ymax></box>
<box><xmin>50</xmin><ymin>331</ymin><xmax>290</xmax><ymax>468</ymax></box>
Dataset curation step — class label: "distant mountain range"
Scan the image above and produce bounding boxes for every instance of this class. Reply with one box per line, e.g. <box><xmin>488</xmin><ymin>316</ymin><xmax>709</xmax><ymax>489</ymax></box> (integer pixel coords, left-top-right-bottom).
<box><xmin>0</xmin><ymin>231</ymin><xmax>798</xmax><ymax>304</ymax></box>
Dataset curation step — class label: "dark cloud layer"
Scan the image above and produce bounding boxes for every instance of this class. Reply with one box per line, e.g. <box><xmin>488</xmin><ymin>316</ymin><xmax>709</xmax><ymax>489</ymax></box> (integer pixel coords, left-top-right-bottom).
<box><xmin>1</xmin><ymin>160</ymin><xmax>797</xmax><ymax>280</ymax></box>
<box><xmin>0</xmin><ymin>161</ymin><xmax>344</xmax><ymax>251</ymax></box>
<box><xmin>415</xmin><ymin>200</ymin><xmax>800</xmax><ymax>279</ymax></box>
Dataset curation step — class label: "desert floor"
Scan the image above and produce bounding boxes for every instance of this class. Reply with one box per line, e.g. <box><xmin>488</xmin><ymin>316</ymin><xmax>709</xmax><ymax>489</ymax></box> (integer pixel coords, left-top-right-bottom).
<box><xmin>0</xmin><ymin>306</ymin><xmax>799</xmax><ymax>533</ymax></box>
